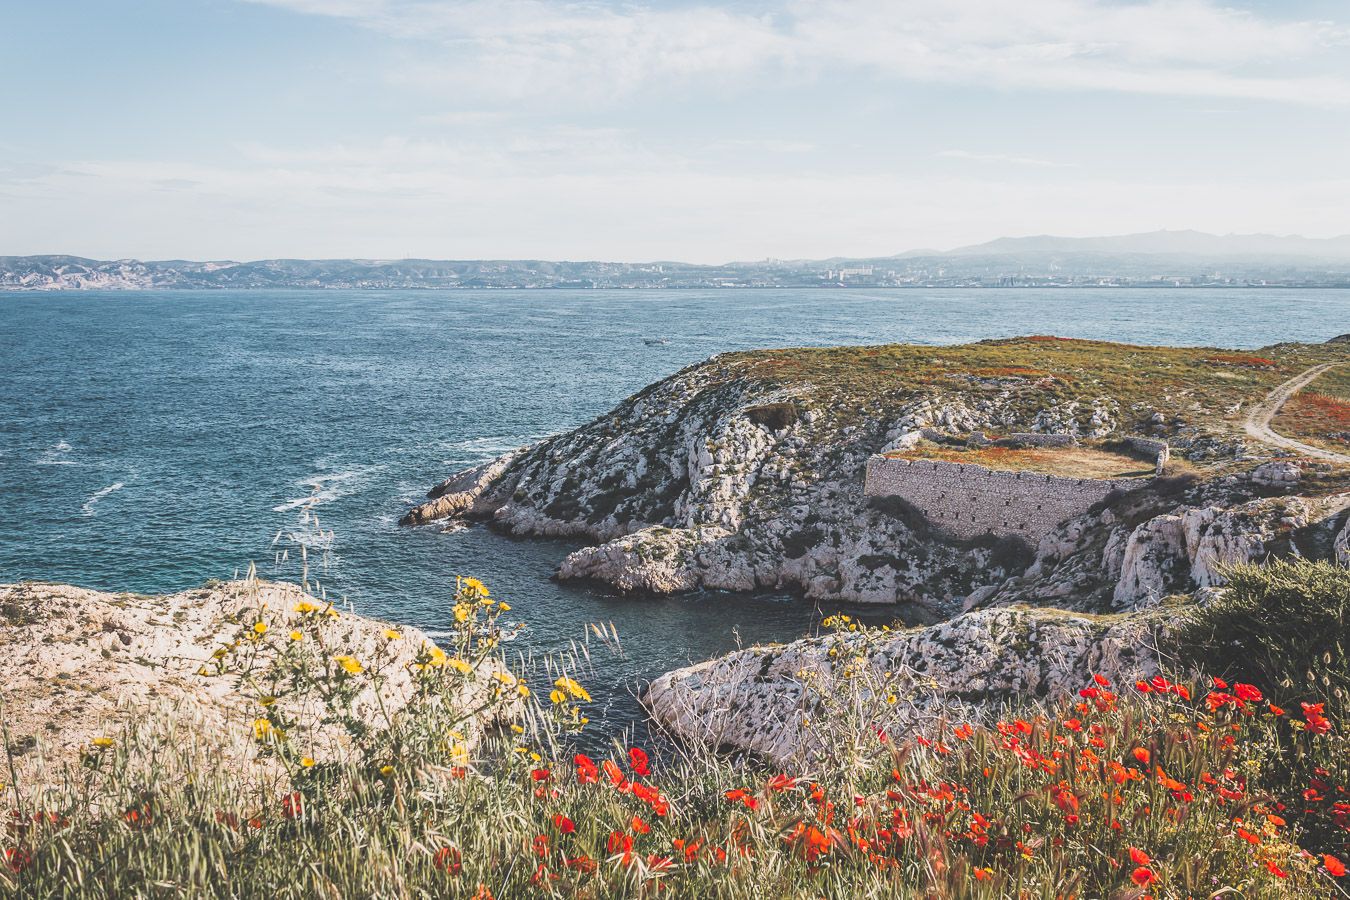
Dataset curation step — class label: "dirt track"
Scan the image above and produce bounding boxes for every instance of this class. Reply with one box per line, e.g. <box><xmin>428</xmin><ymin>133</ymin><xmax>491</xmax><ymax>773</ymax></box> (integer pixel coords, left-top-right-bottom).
<box><xmin>1242</xmin><ymin>363</ymin><xmax>1349</xmax><ymax>463</ymax></box>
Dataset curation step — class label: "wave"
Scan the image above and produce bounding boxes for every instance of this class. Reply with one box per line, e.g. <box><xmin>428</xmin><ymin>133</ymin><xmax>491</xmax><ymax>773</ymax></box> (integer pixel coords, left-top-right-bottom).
<box><xmin>440</xmin><ymin>432</ymin><xmax>555</xmax><ymax>461</ymax></box>
<box><xmin>36</xmin><ymin>440</ymin><xmax>79</xmax><ymax>466</ymax></box>
<box><xmin>81</xmin><ymin>481</ymin><xmax>125</xmax><ymax>516</ymax></box>
<box><xmin>272</xmin><ymin>468</ymin><xmax>376</xmax><ymax>513</ymax></box>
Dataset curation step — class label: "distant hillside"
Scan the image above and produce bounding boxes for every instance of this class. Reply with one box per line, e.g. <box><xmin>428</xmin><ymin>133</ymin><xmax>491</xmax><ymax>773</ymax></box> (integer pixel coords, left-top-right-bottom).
<box><xmin>6</xmin><ymin>230</ymin><xmax>1350</xmax><ymax>290</ymax></box>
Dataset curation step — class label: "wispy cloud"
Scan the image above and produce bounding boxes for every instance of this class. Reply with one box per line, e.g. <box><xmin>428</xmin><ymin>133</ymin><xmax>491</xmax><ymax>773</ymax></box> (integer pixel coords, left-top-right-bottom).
<box><xmin>242</xmin><ymin>0</ymin><xmax>1350</xmax><ymax>105</ymax></box>
<box><xmin>937</xmin><ymin>150</ymin><xmax>1076</xmax><ymax>168</ymax></box>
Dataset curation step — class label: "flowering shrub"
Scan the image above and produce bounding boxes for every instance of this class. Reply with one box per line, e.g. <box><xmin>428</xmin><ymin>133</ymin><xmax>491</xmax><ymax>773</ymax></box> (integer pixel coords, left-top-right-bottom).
<box><xmin>2</xmin><ymin>575</ymin><xmax>1346</xmax><ymax>898</ymax></box>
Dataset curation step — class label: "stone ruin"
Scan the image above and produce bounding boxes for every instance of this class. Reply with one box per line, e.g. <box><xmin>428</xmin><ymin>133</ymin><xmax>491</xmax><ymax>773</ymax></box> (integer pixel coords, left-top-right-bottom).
<box><xmin>864</xmin><ymin>436</ymin><xmax>1168</xmax><ymax>543</ymax></box>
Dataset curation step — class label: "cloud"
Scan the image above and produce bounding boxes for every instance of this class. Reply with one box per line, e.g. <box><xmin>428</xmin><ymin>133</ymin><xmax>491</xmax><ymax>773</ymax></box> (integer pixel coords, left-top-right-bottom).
<box><xmin>240</xmin><ymin>0</ymin><xmax>1350</xmax><ymax>105</ymax></box>
<box><xmin>937</xmin><ymin>150</ymin><xmax>1075</xmax><ymax>168</ymax></box>
<box><xmin>11</xmin><ymin>135</ymin><xmax>1350</xmax><ymax>261</ymax></box>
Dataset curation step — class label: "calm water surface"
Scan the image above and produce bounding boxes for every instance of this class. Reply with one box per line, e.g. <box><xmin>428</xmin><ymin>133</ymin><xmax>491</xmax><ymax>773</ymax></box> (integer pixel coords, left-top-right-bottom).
<box><xmin>3</xmin><ymin>288</ymin><xmax>1346</xmax><ymax>744</ymax></box>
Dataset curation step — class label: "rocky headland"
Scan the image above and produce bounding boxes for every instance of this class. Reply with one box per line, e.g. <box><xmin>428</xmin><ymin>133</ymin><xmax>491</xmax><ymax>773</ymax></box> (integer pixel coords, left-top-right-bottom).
<box><xmin>403</xmin><ymin>336</ymin><xmax>1350</xmax><ymax>757</ymax></box>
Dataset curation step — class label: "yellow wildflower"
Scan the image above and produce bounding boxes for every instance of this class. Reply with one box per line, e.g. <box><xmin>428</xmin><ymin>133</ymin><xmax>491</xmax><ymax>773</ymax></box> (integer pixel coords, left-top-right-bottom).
<box><xmin>91</xmin><ymin>736</ymin><xmax>114</xmax><ymax>748</ymax></box>
<box><xmin>553</xmin><ymin>676</ymin><xmax>591</xmax><ymax>702</ymax></box>
<box><xmin>510</xmin><ymin>724</ymin><xmax>525</xmax><ymax>734</ymax></box>
<box><xmin>550</xmin><ymin>689</ymin><xmax>567</xmax><ymax>705</ymax></box>
<box><xmin>462</xmin><ymin>577</ymin><xmax>489</xmax><ymax>597</ymax></box>
<box><xmin>379</xmin><ymin>765</ymin><xmax>394</xmax><ymax>777</ymax></box>
<box><xmin>517</xmin><ymin>683</ymin><xmax>531</xmax><ymax>698</ymax></box>
<box><xmin>289</xmin><ymin>630</ymin><xmax>303</xmax><ymax>641</ymax></box>
<box><xmin>383</xmin><ymin>628</ymin><xmax>401</xmax><ymax>641</ymax></box>
<box><xmin>293</xmin><ymin>600</ymin><xmax>319</xmax><ymax>614</ymax></box>
<box><xmin>497</xmin><ymin>602</ymin><xmax>511</xmax><ymax>611</ymax></box>
<box><xmin>453</xmin><ymin>604</ymin><xmax>472</xmax><ymax>623</ymax></box>
<box><xmin>301</xmin><ymin>756</ymin><xmax>315</xmax><ymax>768</ymax></box>
<box><xmin>252</xmin><ymin>621</ymin><xmax>268</xmax><ymax>636</ymax></box>
<box><xmin>333</xmin><ymin>655</ymin><xmax>363</xmax><ymax>675</ymax></box>
<box><xmin>252</xmin><ymin>719</ymin><xmax>273</xmax><ymax>740</ymax></box>
<box><xmin>448</xmin><ymin>656</ymin><xmax>473</xmax><ymax>675</ymax></box>
<box><xmin>492</xmin><ymin>671</ymin><xmax>516</xmax><ymax>685</ymax></box>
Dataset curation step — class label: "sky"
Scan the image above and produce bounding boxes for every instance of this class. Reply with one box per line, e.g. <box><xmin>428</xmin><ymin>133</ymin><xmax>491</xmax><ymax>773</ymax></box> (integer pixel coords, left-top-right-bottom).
<box><xmin>3</xmin><ymin>0</ymin><xmax>1350</xmax><ymax>262</ymax></box>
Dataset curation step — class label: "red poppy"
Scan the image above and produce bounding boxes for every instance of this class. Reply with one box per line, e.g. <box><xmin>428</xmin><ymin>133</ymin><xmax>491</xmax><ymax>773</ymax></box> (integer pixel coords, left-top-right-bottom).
<box><xmin>1132</xmin><ymin>748</ymin><xmax>1150</xmax><ymax>765</ymax></box>
<box><xmin>1301</xmin><ymin>702</ymin><xmax>1332</xmax><ymax>735</ymax></box>
<box><xmin>574</xmin><ymin>754</ymin><xmax>599</xmax><ymax>784</ymax></box>
<box><xmin>530</xmin><ymin>768</ymin><xmax>551</xmax><ymax>782</ymax></box>
<box><xmin>1264</xmin><ymin>860</ymin><xmax>1289</xmax><ymax>879</ymax></box>
<box><xmin>1131</xmin><ymin>866</ymin><xmax>1157</xmax><ymax>887</ymax></box>
<box><xmin>433</xmin><ymin>846</ymin><xmax>462</xmax><ymax>875</ymax></box>
<box><xmin>630</xmin><ymin>815</ymin><xmax>650</xmax><ymax>834</ymax></box>
<box><xmin>628</xmin><ymin>747</ymin><xmax>651</xmax><ymax>777</ymax></box>
<box><xmin>4</xmin><ymin>847</ymin><xmax>31</xmax><ymax>874</ymax></box>
<box><xmin>280</xmin><ymin>792</ymin><xmax>303</xmax><ymax>820</ymax></box>
<box><xmin>1233</xmin><ymin>683</ymin><xmax>1263</xmax><ymax>704</ymax></box>
<box><xmin>601</xmin><ymin>759</ymin><xmax>627</xmax><ymax>788</ymax></box>
<box><xmin>1129</xmin><ymin>847</ymin><xmax>1151</xmax><ymax>866</ymax></box>
<box><xmin>552</xmin><ymin>814</ymin><xmax>575</xmax><ymax>835</ymax></box>
<box><xmin>724</xmin><ymin>789</ymin><xmax>758</xmax><ymax>810</ymax></box>
<box><xmin>1324</xmin><ymin>855</ymin><xmax>1346</xmax><ymax>877</ymax></box>
<box><xmin>767</xmin><ymin>774</ymin><xmax>797</xmax><ymax>792</ymax></box>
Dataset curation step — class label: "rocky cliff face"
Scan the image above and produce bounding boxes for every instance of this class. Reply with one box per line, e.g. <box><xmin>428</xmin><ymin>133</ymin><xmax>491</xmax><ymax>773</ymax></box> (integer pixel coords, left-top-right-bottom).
<box><xmin>404</xmin><ymin>340</ymin><xmax>1348</xmax><ymax>618</ymax></box>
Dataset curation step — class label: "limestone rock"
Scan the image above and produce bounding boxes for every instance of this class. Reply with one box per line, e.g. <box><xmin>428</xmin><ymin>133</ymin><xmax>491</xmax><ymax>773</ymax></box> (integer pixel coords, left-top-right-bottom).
<box><xmin>0</xmin><ymin>580</ymin><xmax>501</xmax><ymax>778</ymax></box>
<box><xmin>645</xmin><ymin>605</ymin><xmax>1162</xmax><ymax>763</ymax></box>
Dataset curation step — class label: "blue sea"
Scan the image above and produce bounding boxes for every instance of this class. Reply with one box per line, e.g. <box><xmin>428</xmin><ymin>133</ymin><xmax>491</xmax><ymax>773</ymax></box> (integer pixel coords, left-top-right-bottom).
<box><xmin>3</xmin><ymin>288</ymin><xmax>1347</xmax><ymax>743</ymax></box>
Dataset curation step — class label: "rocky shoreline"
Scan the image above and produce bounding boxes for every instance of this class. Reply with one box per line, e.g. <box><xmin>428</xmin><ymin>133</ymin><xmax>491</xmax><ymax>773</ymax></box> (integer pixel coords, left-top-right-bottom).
<box><xmin>402</xmin><ymin>337</ymin><xmax>1349</xmax><ymax>757</ymax></box>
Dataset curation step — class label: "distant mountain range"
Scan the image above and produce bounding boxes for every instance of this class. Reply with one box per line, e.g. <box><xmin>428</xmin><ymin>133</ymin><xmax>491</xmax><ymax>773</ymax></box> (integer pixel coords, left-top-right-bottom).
<box><xmin>6</xmin><ymin>231</ymin><xmax>1350</xmax><ymax>291</ymax></box>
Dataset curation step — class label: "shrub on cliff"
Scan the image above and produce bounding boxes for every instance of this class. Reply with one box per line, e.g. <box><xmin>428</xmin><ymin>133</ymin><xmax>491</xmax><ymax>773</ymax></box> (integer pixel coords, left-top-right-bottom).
<box><xmin>1169</xmin><ymin>559</ymin><xmax>1349</xmax><ymax>717</ymax></box>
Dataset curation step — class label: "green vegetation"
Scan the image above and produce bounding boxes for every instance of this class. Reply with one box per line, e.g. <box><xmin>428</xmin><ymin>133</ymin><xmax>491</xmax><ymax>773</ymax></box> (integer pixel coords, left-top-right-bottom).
<box><xmin>1170</xmin><ymin>560</ymin><xmax>1349</xmax><ymax>718</ymax></box>
<box><xmin>715</xmin><ymin>337</ymin><xmax>1348</xmax><ymax>461</ymax></box>
<box><xmin>3</xmin><ymin>567</ymin><xmax>1347</xmax><ymax>898</ymax></box>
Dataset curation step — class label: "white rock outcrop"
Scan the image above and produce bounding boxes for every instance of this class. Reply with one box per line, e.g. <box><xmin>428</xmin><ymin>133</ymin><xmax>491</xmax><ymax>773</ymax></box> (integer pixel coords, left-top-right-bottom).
<box><xmin>0</xmin><ymin>580</ymin><xmax>503</xmax><ymax>778</ymax></box>
<box><xmin>645</xmin><ymin>605</ymin><xmax>1161</xmax><ymax>763</ymax></box>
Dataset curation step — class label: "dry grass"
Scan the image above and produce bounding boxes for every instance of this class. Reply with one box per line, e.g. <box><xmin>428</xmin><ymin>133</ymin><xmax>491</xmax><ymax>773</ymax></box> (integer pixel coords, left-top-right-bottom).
<box><xmin>1271</xmin><ymin>365</ymin><xmax>1350</xmax><ymax>454</ymax></box>
<box><xmin>884</xmin><ymin>443</ymin><xmax>1156</xmax><ymax>479</ymax></box>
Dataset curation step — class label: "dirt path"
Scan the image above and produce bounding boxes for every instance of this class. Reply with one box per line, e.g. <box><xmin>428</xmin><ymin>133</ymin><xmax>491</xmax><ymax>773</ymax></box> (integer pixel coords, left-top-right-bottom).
<box><xmin>1242</xmin><ymin>363</ymin><xmax>1350</xmax><ymax>463</ymax></box>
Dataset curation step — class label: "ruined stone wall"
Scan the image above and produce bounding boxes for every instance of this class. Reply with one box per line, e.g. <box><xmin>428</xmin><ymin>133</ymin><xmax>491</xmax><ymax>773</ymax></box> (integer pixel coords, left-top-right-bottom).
<box><xmin>1123</xmin><ymin>436</ymin><xmax>1170</xmax><ymax>474</ymax></box>
<box><xmin>864</xmin><ymin>455</ymin><xmax>1144</xmax><ymax>542</ymax></box>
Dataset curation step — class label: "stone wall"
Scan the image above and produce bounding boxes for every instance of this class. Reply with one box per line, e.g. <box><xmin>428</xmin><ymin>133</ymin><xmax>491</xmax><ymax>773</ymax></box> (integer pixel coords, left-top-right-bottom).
<box><xmin>1006</xmin><ymin>432</ymin><xmax>1076</xmax><ymax>448</ymax></box>
<box><xmin>1123</xmin><ymin>436</ymin><xmax>1170</xmax><ymax>475</ymax></box>
<box><xmin>865</xmin><ymin>455</ymin><xmax>1144</xmax><ymax>542</ymax></box>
